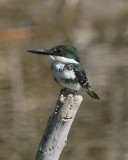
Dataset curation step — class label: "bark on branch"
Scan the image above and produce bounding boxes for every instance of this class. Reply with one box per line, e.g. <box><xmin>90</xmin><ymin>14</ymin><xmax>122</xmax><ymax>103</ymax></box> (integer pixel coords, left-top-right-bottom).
<box><xmin>36</xmin><ymin>89</ymin><xmax>83</xmax><ymax>160</ymax></box>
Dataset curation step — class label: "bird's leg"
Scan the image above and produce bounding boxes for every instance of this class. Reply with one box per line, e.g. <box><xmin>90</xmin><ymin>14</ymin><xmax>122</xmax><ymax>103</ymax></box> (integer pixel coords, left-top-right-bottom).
<box><xmin>61</xmin><ymin>88</ymin><xmax>77</xmax><ymax>96</ymax></box>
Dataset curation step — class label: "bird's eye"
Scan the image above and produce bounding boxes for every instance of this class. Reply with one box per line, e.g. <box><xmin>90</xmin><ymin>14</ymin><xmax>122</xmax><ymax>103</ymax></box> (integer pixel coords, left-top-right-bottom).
<box><xmin>57</xmin><ymin>49</ymin><xmax>63</xmax><ymax>55</ymax></box>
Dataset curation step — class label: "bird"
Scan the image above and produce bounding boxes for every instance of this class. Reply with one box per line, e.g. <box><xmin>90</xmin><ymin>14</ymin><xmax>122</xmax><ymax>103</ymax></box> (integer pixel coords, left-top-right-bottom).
<box><xmin>27</xmin><ymin>45</ymin><xmax>100</xmax><ymax>99</ymax></box>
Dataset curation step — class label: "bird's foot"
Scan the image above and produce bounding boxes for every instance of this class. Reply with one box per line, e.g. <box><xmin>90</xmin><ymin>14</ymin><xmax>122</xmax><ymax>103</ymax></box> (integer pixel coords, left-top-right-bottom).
<box><xmin>61</xmin><ymin>88</ymin><xmax>77</xmax><ymax>97</ymax></box>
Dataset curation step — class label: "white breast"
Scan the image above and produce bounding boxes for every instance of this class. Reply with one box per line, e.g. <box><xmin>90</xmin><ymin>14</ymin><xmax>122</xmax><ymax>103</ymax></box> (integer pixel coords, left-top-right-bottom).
<box><xmin>63</xmin><ymin>70</ymin><xmax>76</xmax><ymax>79</ymax></box>
<box><xmin>51</xmin><ymin>61</ymin><xmax>82</xmax><ymax>91</ymax></box>
<box><xmin>55</xmin><ymin>63</ymin><xmax>76</xmax><ymax>79</ymax></box>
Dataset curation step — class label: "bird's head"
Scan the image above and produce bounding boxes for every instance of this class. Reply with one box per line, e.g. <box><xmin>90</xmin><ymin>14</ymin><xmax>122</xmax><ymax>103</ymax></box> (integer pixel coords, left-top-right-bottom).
<box><xmin>27</xmin><ymin>45</ymin><xmax>80</xmax><ymax>64</ymax></box>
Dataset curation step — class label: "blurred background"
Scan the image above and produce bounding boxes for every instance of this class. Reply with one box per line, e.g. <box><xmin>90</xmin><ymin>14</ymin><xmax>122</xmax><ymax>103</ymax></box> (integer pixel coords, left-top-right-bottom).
<box><xmin>0</xmin><ymin>0</ymin><xmax>128</xmax><ymax>160</ymax></box>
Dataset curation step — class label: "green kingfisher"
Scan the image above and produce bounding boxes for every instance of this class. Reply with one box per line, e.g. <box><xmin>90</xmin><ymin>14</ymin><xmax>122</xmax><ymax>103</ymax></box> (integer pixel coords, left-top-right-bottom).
<box><xmin>27</xmin><ymin>45</ymin><xmax>100</xmax><ymax>99</ymax></box>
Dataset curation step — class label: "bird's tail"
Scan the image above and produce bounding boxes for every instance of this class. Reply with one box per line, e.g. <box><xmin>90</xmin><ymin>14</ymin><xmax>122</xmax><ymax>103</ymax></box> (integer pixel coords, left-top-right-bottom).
<box><xmin>85</xmin><ymin>84</ymin><xmax>100</xmax><ymax>99</ymax></box>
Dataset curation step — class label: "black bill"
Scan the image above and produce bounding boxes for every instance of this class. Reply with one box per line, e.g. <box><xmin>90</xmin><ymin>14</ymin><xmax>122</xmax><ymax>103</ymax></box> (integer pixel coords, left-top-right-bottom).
<box><xmin>27</xmin><ymin>49</ymin><xmax>53</xmax><ymax>55</ymax></box>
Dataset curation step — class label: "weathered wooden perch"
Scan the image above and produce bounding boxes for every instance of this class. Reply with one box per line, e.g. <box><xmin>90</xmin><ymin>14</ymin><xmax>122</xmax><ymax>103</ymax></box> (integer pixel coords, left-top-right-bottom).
<box><xmin>36</xmin><ymin>89</ymin><xmax>83</xmax><ymax>160</ymax></box>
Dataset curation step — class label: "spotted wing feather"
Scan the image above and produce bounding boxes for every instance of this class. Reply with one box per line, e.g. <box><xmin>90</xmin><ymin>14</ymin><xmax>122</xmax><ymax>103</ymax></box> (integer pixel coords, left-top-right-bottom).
<box><xmin>73</xmin><ymin>64</ymin><xmax>100</xmax><ymax>99</ymax></box>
